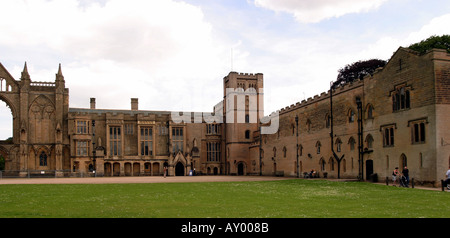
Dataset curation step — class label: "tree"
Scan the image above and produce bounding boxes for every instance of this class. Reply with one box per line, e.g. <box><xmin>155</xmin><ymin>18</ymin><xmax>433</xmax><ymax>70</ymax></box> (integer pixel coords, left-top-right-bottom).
<box><xmin>334</xmin><ymin>59</ymin><xmax>387</xmax><ymax>89</ymax></box>
<box><xmin>408</xmin><ymin>35</ymin><xmax>450</xmax><ymax>54</ymax></box>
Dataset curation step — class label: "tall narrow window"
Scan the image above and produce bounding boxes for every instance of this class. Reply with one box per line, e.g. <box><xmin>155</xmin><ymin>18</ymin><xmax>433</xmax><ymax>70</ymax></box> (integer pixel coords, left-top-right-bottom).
<box><xmin>316</xmin><ymin>141</ymin><xmax>321</xmax><ymax>154</ymax></box>
<box><xmin>367</xmin><ymin>104</ymin><xmax>374</xmax><ymax>119</ymax></box>
<box><xmin>329</xmin><ymin>157</ymin><xmax>335</xmax><ymax>171</ymax></box>
<box><xmin>109</xmin><ymin>126</ymin><xmax>122</xmax><ymax>156</ymax></box>
<box><xmin>348</xmin><ymin>110</ymin><xmax>355</xmax><ymax>123</ymax></box>
<box><xmin>411</xmin><ymin>120</ymin><xmax>426</xmax><ymax>144</ymax></box>
<box><xmin>172</xmin><ymin>127</ymin><xmax>184</xmax><ymax>153</ymax></box>
<box><xmin>366</xmin><ymin>134</ymin><xmax>374</xmax><ymax>149</ymax></box>
<box><xmin>383</xmin><ymin>126</ymin><xmax>395</xmax><ymax>147</ymax></box>
<box><xmin>39</xmin><ymin>151</ymin><xmax>48</xmax><ymax>166</ymax></box>
<box><xmin>335</xmin><ymin>138</ymin><xmax>342</xmax><ymax>152</ymax></box>
<box><xmin>319</xmin><ymin>158</ymin><xmax>326</xmax><ymax>171</ymax></box>
<box><xmin>140</xmin><ymin>127</ymin><xmax>153</xmax><ymax>156</ymax></box>
<box><xmin>348</xmin><ymin>137</ymin><xmax>356</xmax><ymax>151</ymax></box>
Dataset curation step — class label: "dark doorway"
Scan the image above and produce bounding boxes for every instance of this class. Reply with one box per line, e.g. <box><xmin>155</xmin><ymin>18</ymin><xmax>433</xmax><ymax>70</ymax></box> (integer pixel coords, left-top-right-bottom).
<box><xmin>237</xmin><ymin>163</ymin><xmax>244</xmax><ymax>175</ymax></box>
<box><xmin>175</xmin><ymin>162</ymin><xmax>184</xmax><ymax>176</ymax></box>
<box><xmin>366</xmin><ymin>160</ymin><xmax>374</xmax><ymax>180</ymax></box>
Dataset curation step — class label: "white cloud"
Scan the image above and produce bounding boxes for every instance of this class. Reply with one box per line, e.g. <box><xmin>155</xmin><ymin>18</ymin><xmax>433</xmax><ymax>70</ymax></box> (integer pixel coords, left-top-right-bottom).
<box><xmin>244</xmin><ymin>13</ymin><xmax>450</xmax><ymax>115</ymax></box>
<box><xmin>254</xmin><ymin>0</ymin><xmax>388</xmax><ymax>23</ymax></box>
<box><xmin>358</xmin><ymin>13</ymin><xmax>450</xmax><ymax>61</ymax></box>
<box><xmin>0</xmin><ymin>0</ymin><xmax>230</xmax><ymax>111</ymax></box>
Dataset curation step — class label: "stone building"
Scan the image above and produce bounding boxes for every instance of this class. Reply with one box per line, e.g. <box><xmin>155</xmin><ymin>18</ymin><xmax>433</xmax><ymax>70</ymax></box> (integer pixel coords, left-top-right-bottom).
<box><xmin>258</xmin><ymin>47</ymin><xmax>450</xmax><ymax>186</ymax></box>
<box><xmin>0</xmin><ymin>46</ymin><xmax>449</xmax><ymax>185</ymax></box>
<box><xmin>0</xmin><ymin>63</ymin><xmax>69</xmax><ymax>177</ymax></box>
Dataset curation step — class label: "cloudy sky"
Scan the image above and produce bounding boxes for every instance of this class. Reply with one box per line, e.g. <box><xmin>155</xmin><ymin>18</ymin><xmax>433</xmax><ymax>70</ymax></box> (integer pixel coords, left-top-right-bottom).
<box><xmin>0</xmin><ymin>0</ymin><xmax>449</xmax><ymax>139</ymax></box>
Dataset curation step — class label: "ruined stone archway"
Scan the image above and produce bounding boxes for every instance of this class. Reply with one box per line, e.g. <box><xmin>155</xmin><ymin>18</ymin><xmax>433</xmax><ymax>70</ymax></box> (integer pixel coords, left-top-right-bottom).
<box><xmin>0</xmin><ymin>62</ymin><xmax>69</xmax><ymax>177</ymax></box>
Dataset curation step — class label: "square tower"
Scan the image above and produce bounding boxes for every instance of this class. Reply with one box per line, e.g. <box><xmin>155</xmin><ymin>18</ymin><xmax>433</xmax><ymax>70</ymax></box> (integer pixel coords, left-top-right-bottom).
<box><xmin>223</xmin><ymin>72</ymin><xmax>263</xmax><ymax>175</ymax></box>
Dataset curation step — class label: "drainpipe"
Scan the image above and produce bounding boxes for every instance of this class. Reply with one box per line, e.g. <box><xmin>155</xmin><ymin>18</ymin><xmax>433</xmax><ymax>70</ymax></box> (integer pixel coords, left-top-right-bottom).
<box><xmin>356</xmin><ymin>97</ymin><xmax>364</xmax><ymax>181</ymax></box>
<box><xmin>330</xmin><ymin>82</ymin><xmax>344</xmax><ymax>179</ymax></box>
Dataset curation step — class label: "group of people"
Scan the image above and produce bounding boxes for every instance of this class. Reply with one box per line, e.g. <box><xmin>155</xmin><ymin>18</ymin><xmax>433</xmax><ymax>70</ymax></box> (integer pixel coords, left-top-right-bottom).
<box><xmin>391</xmin><ymin>166</ymin><xmax>410</xmax><ymax>187</ymax></box>
<box><xmin>304</xmin><ymin>169</ymin><xmax>317</xmax><ymax>178</ymax></box>
<box><xmin>393</xmin><ymin>166</ymin><xmax>450</xmax><ymax>190</ymax></box>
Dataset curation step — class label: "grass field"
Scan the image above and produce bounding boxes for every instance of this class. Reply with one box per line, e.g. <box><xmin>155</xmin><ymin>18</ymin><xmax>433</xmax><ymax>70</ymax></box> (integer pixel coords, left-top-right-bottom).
<box><xmin>0</xmin><ymin>179</ymin><xmax>448</xmax><ymax>218</ymax></box>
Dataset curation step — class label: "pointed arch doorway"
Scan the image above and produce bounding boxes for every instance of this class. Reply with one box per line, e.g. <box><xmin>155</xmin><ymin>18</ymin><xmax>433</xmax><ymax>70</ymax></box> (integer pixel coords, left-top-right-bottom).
<box><xmin>175</xmin><ymin>162</ymin><xmax>185</xmax><ymax>176</ymax></box>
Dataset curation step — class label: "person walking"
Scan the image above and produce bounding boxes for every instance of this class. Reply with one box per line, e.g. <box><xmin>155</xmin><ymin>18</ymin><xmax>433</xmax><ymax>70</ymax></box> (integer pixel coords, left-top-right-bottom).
<box><xmin>392</xmin><ymin>167</ymin><xmax>399</xmax><ymax>186</ymax></box>
<box><xmin>402</xmin><ymin>166</ymin><xmax>410</xmax><ymax>187</ymax></box>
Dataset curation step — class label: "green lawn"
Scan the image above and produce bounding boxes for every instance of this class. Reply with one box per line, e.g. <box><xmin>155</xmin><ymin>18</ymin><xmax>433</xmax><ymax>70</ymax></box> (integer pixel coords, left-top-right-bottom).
<box><xmin>0</xmin><ymin>179</ymin><xmax>448</xmax><ymax>218</ymax></box>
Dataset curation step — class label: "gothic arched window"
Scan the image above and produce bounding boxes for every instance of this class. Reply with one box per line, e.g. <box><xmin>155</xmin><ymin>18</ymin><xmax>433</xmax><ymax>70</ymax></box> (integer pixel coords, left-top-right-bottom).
<box><xmin>39</xmin><ymin>151</ymin><xmax>48</xmax><ymax>166</ymax></box>
<box><xmin>392</xmin><ymin>85</ymin><xmax>410</xmax><ymax>111</ymax></box>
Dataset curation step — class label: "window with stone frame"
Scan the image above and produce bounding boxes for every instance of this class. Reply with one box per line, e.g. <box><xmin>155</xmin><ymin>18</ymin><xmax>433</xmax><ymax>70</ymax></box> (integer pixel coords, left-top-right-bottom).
<box><xmin>172</xmin><ymin>127</ymin><xmax>184</xmax><ymax>153</ymax></box>
<box><xmin>348</xmin><ymin>137</ymin><xmax>356</xmax><ymax>151</ymax></box>
<box><xmin>207</xmin><ymin>142</ymin><xmax>221</xmax><ymax>162</ymax></box>
<box><xmin>109</xmin><ymin>126</ymin><xmax>122</xmax><ymax>156</ymax></box>
<box><xmin>366</xmin><ymin>104</ymin><xmax>374</xmax><ymax>119</ymax></box>
<box><xmin>381</xmin><ymin>125</ymin><xmax>395</xmax><ymax>147</ymax></box>
<box><xmin>206</xmin><ymin>124</ymin><xmax>220</xmax><ymax>135</ymax></box>
<box><xmin>409</xmin><ymin>118</ymin><xmax>427</xmax><ymax>144</ymax></box>
<box><xmin>335</xmin><ymin>138</ymin><xmax>342</xmax><ymax>152</ymax></box>
<box><xmin>140</xmin><ymin>126</ymin><xmax>153</xmax><ymax>156</ymax></box>
<box><xmin>39</xmin><ymin>151</ymin><xmax>48</xmax><ymax>166</ymax></box>
<box><xmin>392</xmin><ymin>85</ymin><xmax>411</xmax><ymax>112</ymax></box>
<box><xmin>365</xmin><ymin>134</ymin><xmax>374</xmax><ymax>149</ymax></box>
<box><xmin>76</xmin><ymin>120</ymin><xmax>90</xmax><ymax>134</ymax></box>
<box><xmin>348</xmin><ymin>109</ymin><xmax>355</xmax><ymax>123</ymax></box>
<box><xmin>76</xmin><ymin>140</ymin><xmax>89</xmax><ymax>156</ymax></box>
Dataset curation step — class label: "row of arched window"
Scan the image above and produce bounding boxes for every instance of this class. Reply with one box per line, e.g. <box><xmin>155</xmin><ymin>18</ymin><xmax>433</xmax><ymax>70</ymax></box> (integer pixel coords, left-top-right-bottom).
<box><xmin>282</xmin><ymin>85</ymin><xmax>411</xmax><ymax>138</ymax></box>
<box><xmin>269</xmin><ymin>134</ymin><xmax>375</xmax><ymax>159</ymax></box>
<box><xmin>288</xmin><ymin>105</ymin><xmax>374</xmax><ymax>136</ymax></box>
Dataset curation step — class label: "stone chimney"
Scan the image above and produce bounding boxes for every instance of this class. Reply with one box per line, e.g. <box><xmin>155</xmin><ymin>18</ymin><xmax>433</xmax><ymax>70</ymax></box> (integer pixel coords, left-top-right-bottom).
<box><xmin>131</xmin><ymin>98</ymin><xmax>138</xmax><ymax>111</ymax></box>
<box><xmin>90</xmin><ymin>98</ymin><xmax>96</xmax><ymax>109</ymax></box>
